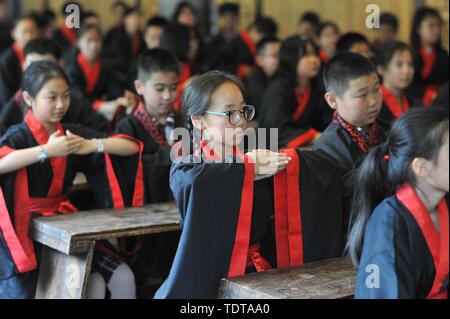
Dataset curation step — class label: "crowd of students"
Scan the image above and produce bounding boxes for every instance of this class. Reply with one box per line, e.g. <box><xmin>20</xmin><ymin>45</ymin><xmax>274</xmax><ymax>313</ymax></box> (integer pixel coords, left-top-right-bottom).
<box><xmin>0</xmin><ymin>1</ymin><xmax>448</xmax><ymax>299</ymax></box>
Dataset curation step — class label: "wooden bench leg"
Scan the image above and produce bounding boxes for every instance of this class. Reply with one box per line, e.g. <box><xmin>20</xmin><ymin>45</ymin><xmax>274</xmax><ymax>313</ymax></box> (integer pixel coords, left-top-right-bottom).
<box><xmin>35</xmin><ymin>242</ymin><xmax>95</xmax><ymax>299</ymax></box>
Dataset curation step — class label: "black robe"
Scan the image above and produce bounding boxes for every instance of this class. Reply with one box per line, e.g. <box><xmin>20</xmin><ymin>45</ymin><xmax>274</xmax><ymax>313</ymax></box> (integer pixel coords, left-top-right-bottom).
<box><xmin>313</xmin><ymin>122</ymin><xmax>386</xmax><ymax>234</ymax></box>
<box><xmin>0</xmin><ymin>46</ymin><xmax>22</xmax><ymax>107</ymax></box>
<box><xmin>432</xmin><ymin>81</ymin><xmax>449</xmax><ymax>110</ymax></box>
<box><xmin>0</xmin><ymin>115</ymin><xmax>142</xmax><ymax>298</ymax></box>
<box><xmin>244</xmin><ymin>68</ymin><xmax>277</xmax><ymax>120</ymax></box>
<box><xmin>258</xmin><ymin>77</ymin><xmax>332</xmax><ymax>148</ymax></box>
<box><xmin>356</xmin><ymin>185</ymin><xmax>448</xmax><ymax>299</ymax></box>
<box><xmin>0</xmin><ymin>93</ymin><xmax>110</xmax><ymax>135</ymax></box>
<box><xmin>154</xmin><ymin>148</ymin><xmax>344</xmax><ymax>299</ymax></box>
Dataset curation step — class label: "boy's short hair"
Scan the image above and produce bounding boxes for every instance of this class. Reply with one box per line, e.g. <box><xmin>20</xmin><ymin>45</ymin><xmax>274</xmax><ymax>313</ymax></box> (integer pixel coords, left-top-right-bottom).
<box><xmin>380</xmin><ymin>13</ymin><xmax>399</xmax><ymax>33</ymax></box>
<box><xmin>256</xmin><ymin>36</ymin><xmax>280</xmax><ymax>55</ymax></box>
<box><xmin>219</xmin><ymin>3</ymin><xmax>240</xmax><ymax>16</ymax></box>
<box><xmin>137</xmin><ymin>48</ymin><xmax>180</xmax><ymax>82</ymax></box>
<box><xmin>146</xmin><ymin>16</ymin><xmax>168</xmax><ymax>29</ymax></box>
<box><xmin>24</xmin><ymin>38</ymin><xmax>61</xmax><ymax>60</ymax></box>
<box><xmin>252</xmin><ymin>17</ymin><xmax>278</xmax><ymax>37</ymax></box>
<box><xmin>337</xmin><ymin>32</ymin><xmax>370</xmax><ymax>53</ymax></box>
<box><xmin>323</xmin><ymin>52</ymin><xmax>377</xmax><ymax>97</ymax></box>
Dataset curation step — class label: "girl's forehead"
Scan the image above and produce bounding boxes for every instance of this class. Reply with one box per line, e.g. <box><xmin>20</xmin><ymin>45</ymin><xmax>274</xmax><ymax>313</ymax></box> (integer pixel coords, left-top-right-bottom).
<box><xmin>39</xmin><ymin>77</ymin><xmax>69</xmax><ymax>91</ymax></box>
<box><xmin>210</xmin><ymin>83</ymin><xmax>243</xmax><ymax>106</ymax></box>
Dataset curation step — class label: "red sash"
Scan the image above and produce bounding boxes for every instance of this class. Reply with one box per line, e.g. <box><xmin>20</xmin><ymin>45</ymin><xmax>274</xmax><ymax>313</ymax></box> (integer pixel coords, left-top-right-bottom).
<box><xmin>381</xmin><ymin>84</ymin><xmax>410</xmax><ymax>118</ymax></box>
<box><xmin>77</xmin><ymin>53</ymin><xmax>101</xmax><ymax>95</ymax></box>
<box><xmin>419</xmin><ymin>47</ymin><xmax>436</xmax><ymax>81</ymax></box>
<box><xmin>12</xmin><ymin>42</ymin><xmax>25</xmax><ymax>69</ymax></box>
<box><xmin>396</xmin><ymin>184</ymin><xmax>448</xmax><ymax>299</ymax></box>
<box><xmin>236</xmin><ymin>30</ymin><xmax>257</xmax><ymax>80</ymax></box>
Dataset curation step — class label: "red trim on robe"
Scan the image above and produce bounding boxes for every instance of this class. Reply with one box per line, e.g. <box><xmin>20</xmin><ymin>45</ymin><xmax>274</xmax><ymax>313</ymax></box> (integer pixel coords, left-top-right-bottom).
<box><xmin>286</xmin><ymin>128</ymin><xmax>318</xmax><ymax>148</ymax></box>
<box><xmin>381</xmin><ymin>84</ymin><xmax>410</xmax><ymax>118</ymax></box>
<box><xmin>293</xmin><ymin>85</ymin><xmax>312</xmax><ymax>122</ymax></box>
<box><xmin>419</xmin><ymin>47</ymin><xmax>437</xmax><ymax>80</ymax></box>
<box><xmin>77</xmin><ymin>53</ymin><xmax>101</xmax><ymax>95</ymax></box>
<box><xmin>236</xmin><ymin>30</ymin><xmax>257</xmax><ymax>80</ymax></box>
<box><xmin>319</xmin><ymin>48</ymin><xmax>329</xmax><ymax>64</ymax></box>
<box><xmin>274</xmin><ymin>148</ymin><xmax>303</xmax><ymax>267</ymax></box>
<box><xmin>174</xmin><ymin>63</ymin><xmax>191</xmax><ymax>111</ymax></box>
<box><xmin>423</xmin><ymin>85</ymin><xmax>439</xmax><ymax>106</ymax></box>
<box><xmin>12</xmin><ymin>42</ymin><xmax>25</xmax><ymax>69</ymax></box>
<box><xmin>60</xmin><ymin>24</ymin><xmax>77</xmax><ymax>46</ymax></box>
<box><xmin>396</xmin><ymin>184</ymin><xmax>449</xmax><ymax>299</ymax></box>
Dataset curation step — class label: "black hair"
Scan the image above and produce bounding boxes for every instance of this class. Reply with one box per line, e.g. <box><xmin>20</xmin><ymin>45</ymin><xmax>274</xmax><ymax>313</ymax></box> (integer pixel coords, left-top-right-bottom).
<box><xmin>12</xmin><ymin>14</ymin><xmax>39</xmax><ymax>30</ymax></box>
<box><xmin>124</xmin><ymin>6</ymin><xmax>140</xmax><ymax>18</ymax></box>
<box><xmin>251</xmin><ymin>16</ymin><xmax>278</xmax><ymax>37</ymax></box>
<box><xmin>219</xmin><ymin>3</ymin><xmax>240</xmax><ymax>16</ymax></box>
<box><xmin>76</xmin><ymin>22</ymin><xmax>102</xmax><ymax>40</ymax></box>
<box><xmin>337</xmin><ymin>32</ymin><xmax>370</xmax><ymax>53</ymax></box>
<box><xmin>375</xmin><ymin>40</ymin><xmax>412</xmax><ymax>69</ymax></box>
<box><xmin>160</xmin><ymin>23</ymin><xmax>195</xmax><ymax>63</ymax></box>
<box><xmin>28</xmin><ymin>11</ymin><xmax>48</xmax><ymax>30</ymax></box>
<box><xmin>299</xmin><ymin>11</ymin><xmax>321</xmax><ymax>29</ymax></box>
<box><xmin>21</xmin><ymin>60</ymin><xmax>70</xmax><ymax>98</ymax></box>
<box><xmin>256</xmin><ymin>36</ymin><xmax>280</xmax><ymax>55</ymax></box>
<box><xmin>172</xmin><ymin>1</ymin><xmax>198</xmax><ymax>24</ymax></box>
<box><xmin>146</xmin><ymin>15</ymin><xmax>169</xmax><ymax>29</ymax></box>
<box><xmin>318</xmin><ymin>21</ymin><xmax>340</xmax><ymax>38</ymax></box>
<box><xmin>24</xmin><ymin>38</ymin><xmax>61</xmax><ymax>61</ymax></box>
<box><xmin>347</xmin><ymin>107</ymin><xmax>449</xmax><ymax>266</ymax></box>
<box><xmin>380</xmin><ymin>12</ymin><xmax>399</xmax><ymax>33</ymax></box>
<box><xmin>181</xmin><ymin>70</ymin><xmax>245</xmax><ymax>131</ymax></box>
<box><xmin>323</xmin><ymin>52</ymin><xmax>377</xmax><ymax>97</ymax></box>
<box><xmin>278</xmin><ymin>35</ymin><xmax>319</xmax><ymax>83</ymax></box>
<box><xmin>137</xmin><ymin>48</ymin><xmax>180</xmax><ymax>82</ymax></box>
<box><xmin>410</xmin><ymin>6</ymin><xmax>443</xmax><ymax>50</ymax></box>
<box><xmin>80</xmin><ymin>10</ymin><xmax>99</xmax><ymax>24</ymax></box>
<box><xmin>112</xmin><ymin>1</ymin><xmax>127</xmax><ymax>10</ymax></box>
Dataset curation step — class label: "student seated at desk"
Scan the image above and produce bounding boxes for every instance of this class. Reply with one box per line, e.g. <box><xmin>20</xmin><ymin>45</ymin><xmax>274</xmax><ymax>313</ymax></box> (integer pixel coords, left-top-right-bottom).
<box><xmin>0</xmin><ymin>61</ymin><xmax>142</xmax><ymax>299</ymax></box>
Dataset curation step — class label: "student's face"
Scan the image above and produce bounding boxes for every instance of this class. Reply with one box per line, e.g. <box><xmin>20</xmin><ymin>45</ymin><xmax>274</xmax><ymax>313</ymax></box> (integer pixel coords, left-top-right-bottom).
<box><xmin>297</xmin><ymin>43</ymin><xmax>321</xmax><ymax>79</ymax></box>
<box><xmin>144</xmin><ymin>26</ymin><xmax>164</xmax><ymax>49</ymax></box>
<box><xmin>376</xmin><ymin>24</ymin><xmax>396</xmax><ymax>43</ymax></box>
<box><xmin>188</xmin><ymin>31</ymin><xmax>199</xmax><ymax>61</ymax></box>
<box><xmin>12</xmin><ymin>19</ymin><xmax>39</xmax><ymax>49</ymax></box>
<box><xmin>381</xmin><ymin>49</ymin><xmax>414</xmax><ymax>90</ymax></box>
<box><xmin>84</xmin><ymin>16</ymin><xmax>101</xmax><ymax>28</ymax></box>
<box><xmin>319</xmin><ymin>26</ymin><xmax>339</xmax><ymax>53</ymax></box>
<box><xmin>430</xmin><ymin>131</ymin><xmax>449</xmax><ymax>192</ymax></box>
<box><xmin>134</xmin><ymin>71</ymin><xmax>178</xmax><ymax>118</ymax></box>
<box><xmin>350</xmin><ymin>42</ymin><xmax>373</xmax><ymax>59</ymax></box>
<box><xmin>333</xmin><ymin>73</ymin><xmax>382</xmax><ymax>127</ymax></box>
<box><xmin>113</xmin><ymin>5</ymin><xmax>126</xmax><ymax>25</ymax></box>
<box><xmin>24</xmin><ymin>53</ymin><xmax>58</xmax><ymax>71</ymax></box>
<box><xmin>297</xmin><ymin>21</ymin><xmax>317</xmax><ymax>40</ymax></box>
<box><xmin>177</xmin><ymin>7</ymin><xmax>197</xmax><ymax>27</ymax></box>
<box><xmin>256</xmin><ymin>42</ymin><xmax>280</xmax><ymax>77</ymax></box>
<box><xmin>220</xmin><ymin>13</ymin><xmax>239</xmax><ymax>33</ymax></box>
<box><xmin>418</xmin><ymin>16</ymin><xmax>441</xmax><ymax>46</ymax></box>
<box><xmin>201</xmin><ymin>82</ymin><xmax>247</xmax><ymax>147</ymax></box>
<box><xmin>125</xmin><ymin>12</ymin><xmax>141</xmax><ymax>34</ymax></box>
<box><xmin>26</xmin><ymin>78</ymin><xmax>71</xmax><ymax>124</ymax></box>
<box><xmin>78</xmin><ymin>29</ymin><xmax>102</xmax><ymax>61</ymax></box>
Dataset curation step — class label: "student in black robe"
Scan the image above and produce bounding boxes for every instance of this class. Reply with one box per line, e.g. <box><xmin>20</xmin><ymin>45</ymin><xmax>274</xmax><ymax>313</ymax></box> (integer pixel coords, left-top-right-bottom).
<box><xmin>143</xmin><ymin>16</ymin><xmax>168</xmax><ymax>50</ymax></box>
<box><xmin>313</xmin><ymin>52</ymin><xmax>386</xmax><ymax>235</ymax></box>
<box><xmin>376</xmin><ymin>40</ymin><xmax>420</xmax><ymax>131</ymax></box>
<box><xmin>296</xmin><ymin>11</ymin><xmax>321</xmax><ymax>42</ymax></box>
<box><xmin>244</xmin><ymin>36</ymin><xmax>280</xmax><ymax>119</ymax></box>
<box><xmin>317</xmin><ymin>21</ymin><xmax>340</xmax><ymax>64</ymax></box>
<box><xmin>208</xmin><ymin>2</ymin><xmax>240</xmax><ymax>60</ymax></box>
<box><xmin>160</xmin><ymin>23</ymin><xmax>206</xmax><ymax>112</ymax></box>
<box><xmin>432</xmin><ymin>81</ymin><xmax>449</xmax><ymax>110</ymax></box>
<box><xmin>208</xmin><ymin>17</ymin><xmax>278</xmax><ymax>81</ymax></box>
<box><xmin>347</xmin><ymin>107</ymin><xmax>448</xmax><ymax>299</ymax></box>
<box><xmin>409</xmin><ymin>7</ymin><xmax>449</xmax><ymax>106</ymax></box>
<box><xmin>337</xmin><ymin>32</ymin><xmax>374</xmax><ymax>60</ymax></box>
<box><xmin>154</xmin><ymin>71</ymin><xmax>344</xmax><ymax>299</ymax></box>
<box><xmin>0</xmin><ymin>15</ymin><xmax>39</xmax><ymax>106</ymax></box>
<box><xmin>64</xmin><ymin>23</ymin><xmax>137</xmax><ymax>125</ymax></box>
<box><xmin>0</xmin><ymin>37</ymin><xmax>109</xmax><ymax>134</ymax></box>
<box><xmin>258</xmin><ymin>37</ymin><xmax>331</xmax><ymax>148</ymax></box>
<box><xmin>0</xmin><ymin>61</ymin><xmax>143</xmax><ymax>299</ymax></box>
<box><xmin>371</xmin><ymin>13</ymin><xmax>399</xmax><ymax>51</ymax></box>
<box><xmin>103</xmin><ymin>1</ymin><xmax>128</xmax><ymax>49</ymax></box>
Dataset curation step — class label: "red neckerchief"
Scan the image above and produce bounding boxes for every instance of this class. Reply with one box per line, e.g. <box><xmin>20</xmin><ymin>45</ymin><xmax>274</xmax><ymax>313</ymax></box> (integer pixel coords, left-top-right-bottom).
<box><xmin>419</xmin><ymin>46</ymin><xmax>437</xmax><ymax>80</ymax></box>
<box><xmin>174</xmin><ymin>62</ymin><xmax>191</xmax><ymax>111</ymax></box>
<box><xmin>60</xmin><ymin>23</ymin><xmax>77</xmax><ymax>46</ymax></box>
<box><xmin>133</xmin><ymin>101</ymin><xmax>168</xmax><ymax>146</ymax></box>
<box><xmin>77</xmin><ymin>53</ymin><xmax>101</xmax><ymax>95</ymax></box>
<box><xmin>131</xmin><ymin>34</ymin><xmax>142</xmax><ymax>59</ymax></box>
<box><xmin>293</xmin><ymin>84</ymin><xmax>312</xmax><ymax>122</ymax></box>
<box><xmin>396</xmin><ymin>184</ymin><xmax>448</xmax><ymax>299</ymax></box>
<box><xmin>12</xmin><ymin>42</ymin><xmax>25</xmax><ymax>69</ymax></box>
<box><xmin>381</xmin><ymin>84</ymin><xmax>410</xmax><ymax>118</ymax></box>
<box><xmin>319</xmin><ymin>48</ymin><xmax>329</xmax><ymax>63</ymax></box>
<box><xmin>333</xmin><ymin>112</ymin><xmax>379</xmax><ymax>153</ymax></box>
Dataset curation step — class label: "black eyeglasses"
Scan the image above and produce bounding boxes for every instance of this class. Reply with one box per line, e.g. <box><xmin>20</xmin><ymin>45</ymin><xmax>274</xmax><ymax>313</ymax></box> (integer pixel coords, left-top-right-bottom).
<box><xmin>205</xmin><ymin>105</ymin><xmax>255</xmax><ymax>125</ymax></box>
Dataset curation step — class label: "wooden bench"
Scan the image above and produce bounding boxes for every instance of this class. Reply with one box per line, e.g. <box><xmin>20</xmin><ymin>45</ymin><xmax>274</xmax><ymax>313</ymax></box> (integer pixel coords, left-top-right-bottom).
<box><xmin>218</xmin><ymin>257</ymin><xmax>356</xmax><ymax>299</ymax></box>
<box><xmin>29</xmin><ymin>202</ymin><xmax>181</xmax><ymax>299</ymax></box>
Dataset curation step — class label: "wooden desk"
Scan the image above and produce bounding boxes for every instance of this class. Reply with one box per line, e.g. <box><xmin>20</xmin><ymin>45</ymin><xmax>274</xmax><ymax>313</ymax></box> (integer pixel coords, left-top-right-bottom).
<box><xmin>30</xmin><ymin>202</ymin><xmax>180</xmax><ymax>299</ymax></box>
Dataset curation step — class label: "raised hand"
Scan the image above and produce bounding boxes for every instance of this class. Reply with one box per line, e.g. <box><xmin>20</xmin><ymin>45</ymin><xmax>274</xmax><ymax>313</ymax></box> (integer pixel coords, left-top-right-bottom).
<box><xmin>45</xmin><ymin>130</ymin><xmax>85</xmax><ymax>157</ymax></box>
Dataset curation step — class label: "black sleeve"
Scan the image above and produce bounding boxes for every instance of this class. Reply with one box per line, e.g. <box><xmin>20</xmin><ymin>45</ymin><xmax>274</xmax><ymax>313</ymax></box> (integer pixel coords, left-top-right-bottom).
<box><xmin>63</xmin><ymin>96</ymin><xmax>110</xmax><ymax>132</ymax></box>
